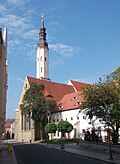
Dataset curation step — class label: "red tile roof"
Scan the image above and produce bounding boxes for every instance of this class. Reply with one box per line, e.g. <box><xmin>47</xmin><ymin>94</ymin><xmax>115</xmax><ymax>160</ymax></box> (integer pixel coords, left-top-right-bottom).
<box><xmin>56</xmin><ymin>91</ymin><xmax>84</xmax><ymax>112</ymax></box>
<box><xmin>70</xmin><ymin>80</ymin><xmax>91</xmax><ymax>91</ymax></box>
<box><xmin>27</xmin><ymin>76</ymin><xmax>75</xmax><ymax>103</ymax></box>
<box><xmin>27</xmin><ymin>77</ymin><xmax>91</xmax><ymax>112</ymax></box>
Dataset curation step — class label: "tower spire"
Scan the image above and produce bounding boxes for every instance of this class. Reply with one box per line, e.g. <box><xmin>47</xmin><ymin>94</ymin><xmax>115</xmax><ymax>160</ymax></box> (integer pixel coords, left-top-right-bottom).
<box><xmin>36</xmin><ymin>14</ymin><xmax>49</xmax><ymax>80</ymax></box>
<box><xmin>41</xmin><ymin>12</ymin><xmax>44</xmax><ymax>27</ymax></box>
<box><xmin>39</xmin><ymin>13</ymin><xmax>48</xmax><ymax>47</ymax></box>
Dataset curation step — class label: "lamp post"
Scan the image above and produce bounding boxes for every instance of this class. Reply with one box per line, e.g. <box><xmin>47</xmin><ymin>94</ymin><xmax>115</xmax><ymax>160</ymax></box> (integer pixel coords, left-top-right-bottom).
<box><xmin>106</xmin><ymin>114</ymin><xmax>113</xmax><ymax>160</ymax></box>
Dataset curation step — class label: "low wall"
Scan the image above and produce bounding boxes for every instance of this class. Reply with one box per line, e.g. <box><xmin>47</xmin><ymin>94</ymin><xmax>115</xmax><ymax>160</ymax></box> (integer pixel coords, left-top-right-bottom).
<box><xmin>78</xmin><ymin>140</ymin><xmax>120</xmax><ymax>154</ymax></box>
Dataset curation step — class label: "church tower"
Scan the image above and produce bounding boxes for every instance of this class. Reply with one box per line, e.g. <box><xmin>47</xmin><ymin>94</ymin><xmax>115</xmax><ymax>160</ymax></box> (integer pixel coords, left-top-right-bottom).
<box><xmin>36</xmin><ymin>14</ymin><xmax>49</xmax><ymax>80</ymax></box>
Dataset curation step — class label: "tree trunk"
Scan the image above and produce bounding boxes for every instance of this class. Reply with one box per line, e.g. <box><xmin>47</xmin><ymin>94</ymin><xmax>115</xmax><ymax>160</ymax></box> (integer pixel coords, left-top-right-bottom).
<box><xmin>112</xmin><ymin>124</ymin><xmax>119</xmax><ymax>144</ymax></box>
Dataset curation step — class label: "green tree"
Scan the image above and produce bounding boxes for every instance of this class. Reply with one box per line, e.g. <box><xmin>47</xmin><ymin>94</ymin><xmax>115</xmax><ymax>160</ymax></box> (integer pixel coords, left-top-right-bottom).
<box><xmin>20</xmin><ymin>83</ymin><xmax>46</xmax><ymax>140</ymax></box>
<box><xmin>111</xmin><ymin>66</ymin><xmax>120</xmax><ymax>83</ymax></box>
<box><xmin>45</xmin><ymin>123</ymin><xmax>57</xmax><ymax>134</ymax></box>
<box><xmin>57</xmin><ymin>120</ymin><xmax>73</xmax><ymax>138</ymax></box>
<box><xmin>45</xmin><ymin>99</ymin><xmax>57</xmax><ymax>123</ymax></box>
<box><xmin>45</xmin><ymin>99</ymin><xmax>56</xmax><ymax>111</ymax></box>
<box><xmin>80</xmin><ymin>71</ymin><xmax>120</xmax><ymax>144</ymax></box>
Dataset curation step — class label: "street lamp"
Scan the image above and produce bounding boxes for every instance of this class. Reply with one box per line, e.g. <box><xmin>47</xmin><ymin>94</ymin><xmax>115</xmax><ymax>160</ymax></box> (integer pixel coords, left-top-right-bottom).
<box><xmin>105</xmin><ymin>114</ymin><xmax>113</xmax><ymax>160</ymax></box>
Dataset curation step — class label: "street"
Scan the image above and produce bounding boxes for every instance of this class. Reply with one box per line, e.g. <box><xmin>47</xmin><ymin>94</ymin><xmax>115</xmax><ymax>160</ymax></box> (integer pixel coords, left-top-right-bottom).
<box><xmin>13</xmin><ymin>143</ymin><xmax>106</xmax><ymax>164</ymax></box>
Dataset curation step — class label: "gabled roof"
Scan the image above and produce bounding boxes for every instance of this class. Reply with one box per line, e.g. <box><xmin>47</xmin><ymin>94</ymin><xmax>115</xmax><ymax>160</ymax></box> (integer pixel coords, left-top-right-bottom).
<box><xmin>27</xmin><ymin>76</ymin><xmax>75</xmax><ymax>103</ymax></box>
<box><xmin>56</xmin><ymin>91</ymin><xmax>84</xmax><ymax>112</ymax></box>
<box><xmin>69</xmin><ymin>80</ymin><xmax>91</xmax><ymax>92</ymax></box>
<box><xmin>26</xmin><ymin>76</ymin><xmax>91</xmax><ymax>113</ymax></box>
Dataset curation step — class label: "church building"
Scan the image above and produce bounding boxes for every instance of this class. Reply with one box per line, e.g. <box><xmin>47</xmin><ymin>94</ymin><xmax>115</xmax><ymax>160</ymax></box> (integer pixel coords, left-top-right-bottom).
<box><xmin>15</xmin><ymin>15</ymin><xmax>102</xmax><ymax>142</ymax></box>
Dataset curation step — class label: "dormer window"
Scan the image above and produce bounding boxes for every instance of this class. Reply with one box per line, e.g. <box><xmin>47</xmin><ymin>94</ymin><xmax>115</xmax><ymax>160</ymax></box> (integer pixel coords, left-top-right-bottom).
<box><xmin>72</xmin><ymin>97</ymin><xmax>77</xmax><ymax>100</ymax></box>
<box><xmin>59</xmin><ymin>106</ymin><xmax>63</xmax><ymax>109</ymax></box>
<box><xmin>75</xmin><ymin>102</ymin><xmax>81</xmax><ymax>106</ymax></box>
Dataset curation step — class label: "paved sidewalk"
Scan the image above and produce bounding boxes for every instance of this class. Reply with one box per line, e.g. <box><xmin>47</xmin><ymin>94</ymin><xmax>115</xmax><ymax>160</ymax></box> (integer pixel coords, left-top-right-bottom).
<box><xmin>41</xmin><ymin>143</ymin><xmax>120</xmax><ymax>164</ymax></box>
<box><xmin>0</xmin><ymin>144</ymin><xmax>18</xmax><ymax>164</ymax></box>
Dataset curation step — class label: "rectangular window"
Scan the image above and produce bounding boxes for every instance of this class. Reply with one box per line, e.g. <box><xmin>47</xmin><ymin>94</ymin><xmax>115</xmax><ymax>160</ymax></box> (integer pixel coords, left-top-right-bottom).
<box><xmin>57</xmin><ymin>131</ymin><xmax>59</xmax><ymax>137</ymax></box>
<box><xmin>71</xmin><ymin>117</ymin><xmax>73</xmax><ymax>120</ymax></box>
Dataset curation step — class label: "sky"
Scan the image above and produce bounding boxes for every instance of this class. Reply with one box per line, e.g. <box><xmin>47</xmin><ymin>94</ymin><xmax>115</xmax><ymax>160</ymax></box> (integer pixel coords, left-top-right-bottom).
<box><xmin>0</xmin><ymin>0</ymin><xmax>120</xmax><ymax>118</ymax></box>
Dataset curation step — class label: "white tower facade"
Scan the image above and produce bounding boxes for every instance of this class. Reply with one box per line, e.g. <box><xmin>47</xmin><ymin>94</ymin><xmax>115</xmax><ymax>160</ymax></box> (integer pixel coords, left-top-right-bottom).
<box><xmin>36</xmin><ymin>15</ymin><xmax>49</xmax><ymax>80</ymax></box>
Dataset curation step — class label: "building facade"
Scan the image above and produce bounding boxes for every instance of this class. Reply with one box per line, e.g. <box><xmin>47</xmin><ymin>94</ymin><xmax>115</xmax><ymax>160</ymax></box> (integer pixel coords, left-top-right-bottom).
<box><xmin>14</xmin><ymin>16</ymin><xmax>105</xmax><ymax>142</ymax></box>
<box><xmin>14</xmin><ymin>76</ymin><xmax>93</xmax><ymax>142</ymax></box>
<box><xmin>0</xmin><ymin>27</ymin><xmax>8</xmax><ymax>149</ymax></box>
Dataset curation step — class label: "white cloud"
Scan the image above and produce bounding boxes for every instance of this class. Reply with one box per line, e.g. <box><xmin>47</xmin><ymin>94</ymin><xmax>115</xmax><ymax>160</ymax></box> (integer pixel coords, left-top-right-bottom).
<box><xmin>23</xmin><ymin>29</ymin><xmax>38</xmax><ymax>40</ymax></box>
<box><xmin>49</xmin><ymin>43</ymin><xmax>80</xmax><ymax>68</ymax></box>
<box><xmin>7</xmin><ymin>0</ymin><xmax>28</xmax><ymax>6</ymax></box>
<box><xmin>0</xmin><ymin>2</ymin><xmax>80</xmax><ymax>68</ymax></box>
<box><xmin>0</xmin><ymin>14</ymin><xmax>30</xmax><ymax>29</ymax></box>
<box><xmin>16</xmin><ymin>77</ymin><xmax>24</xmax><ymax>82</ymax></box>
<box><xmin>9</xmin><ymin>74</ymin><xmax>24</xmax><ymax>82</ymax></box>
<box><xmin>0</xmin><ymin>5</ymin><xmax>7</xmax><ymax>13</ymax></box>
<box><xmin>49</xmin><ymin>43</ymin><xmax>78</xmax><ymax>58</ymax></box>
<box><xmin>0</xmin><ymin>14</ymin><xmax>32</xmax><ymax>35</ymax></box>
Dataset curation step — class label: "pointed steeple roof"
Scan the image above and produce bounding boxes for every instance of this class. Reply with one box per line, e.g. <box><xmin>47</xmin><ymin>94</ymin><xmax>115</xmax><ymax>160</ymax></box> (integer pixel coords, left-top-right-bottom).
<box><xmin>38</xmin><ymin>13</ymin><xmax>48</xmax><ymax>47</ymax></box>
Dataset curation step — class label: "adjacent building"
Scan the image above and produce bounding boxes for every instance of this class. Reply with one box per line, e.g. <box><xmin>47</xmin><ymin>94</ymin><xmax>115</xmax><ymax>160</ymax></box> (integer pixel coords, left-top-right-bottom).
<box><xmin>0</xmin><ymin>28</ymin><xmax>8</xmax><ymax>149</ymax></box>
<box><xmin>5</xmin><ymin>119</ymin><xmax>15</xmax><ymax>139</ymax></box>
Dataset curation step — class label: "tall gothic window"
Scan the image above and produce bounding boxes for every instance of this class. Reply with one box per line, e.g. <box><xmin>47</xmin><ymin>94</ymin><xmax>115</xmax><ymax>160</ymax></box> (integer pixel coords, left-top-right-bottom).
<box><xmin>28</xmin><ymin>112</ymin><xmax>31</xmax><ymax>130</ymax></box>
<box><xmin>21</xmin><ymin>114</ymin><xmax>23</xmax><ymax>130</ymax></box>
